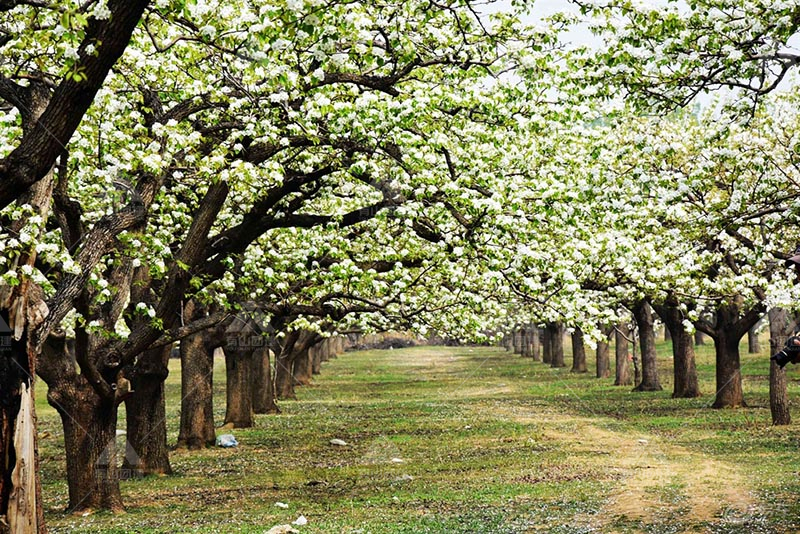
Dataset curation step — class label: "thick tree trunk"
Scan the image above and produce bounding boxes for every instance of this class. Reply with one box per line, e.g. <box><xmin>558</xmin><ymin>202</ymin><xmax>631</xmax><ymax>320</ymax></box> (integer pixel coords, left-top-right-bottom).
<box><xmin>549</xmin><ymin>323</ymin><xmax>565</xmax><ymax>368</ymax></box>
<box><xmin>252</xmin><ymin>347</ymin><xmax>279</xmax><ymax>415</ymax></box>
<box><xmin>512</xmin><ymin>329</ymin><xmax>522</xmax><ymax>354</ymax></box>
<box><xmin>123</xmin><ymin>345</ymin><xmax>172</xmax><ymax>477</ymax></box>
<box><xmin>570</xmin><ymin>328</ymin><xmax>587</xmax><ymax>373</ymax></box>
<box><xmin>48</xmin><ymin>378</ymin><xmax>123</xmax><ymax>513</ymax></box>
<box><xmin>292</xmin><ymin>345</ymin><xmax>313</xmax><ymax>386</ymax></box>
<box><xmin>224</xmin><ymin>349</ymin><xmax>255</xmax><ymax>428</ymax></box>
<box><xmin>541</xmin><ymin>327</ymin><xmax>552</xmax><ymax>365</ymax></box>
<box><xmin>653</xmin><ymin>303</ymin><xmax>700</xmax><ymax>398</ymax></box>
<box><xmin>711</xmin><ymin>329</ymin><xmax>745</xmax><ymax>409</ymax></box>
<box><xmin>275</xmin><ymin>348</ymin><xmax>297</xmax><ymax>400</ymax></box>
<box><xmin>632</xmin><ymin>300</ymin><xmax>662</xmax><ymax>392</ymax></box>
<box><xmin>39</xmin><ymin>334</ymin><xmax>123</xmax><ymax>513</ymax></box>
<box><xmin>748</xmin><ymin>324</ymin><xmax>761</xmax><ymax>354</ymax></box>
<box><xmin>614</xmin><ymin>323</ymin><xmax>632</xmax><ymax>386</ymax></box>
<box><xmin>596</xmin><ymin>324</ymin><xmax>611</xmax><ymax>379</ymax></box>
<box><xmin>768</xmin><ymin>307</ymin><xmax>793</xmax><ymax>425</ymax></box>
<box><xmin>176</xmin><ymin>330</ymin><xmax>216</xmax><ymax>450</ymax></box>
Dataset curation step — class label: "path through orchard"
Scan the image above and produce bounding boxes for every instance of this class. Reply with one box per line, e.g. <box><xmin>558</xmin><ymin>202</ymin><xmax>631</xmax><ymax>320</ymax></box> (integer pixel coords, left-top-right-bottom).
<box><xmin>41</xmin><ymin>345</ymin><xmax>795</xmax><ymax>533</ymax></box>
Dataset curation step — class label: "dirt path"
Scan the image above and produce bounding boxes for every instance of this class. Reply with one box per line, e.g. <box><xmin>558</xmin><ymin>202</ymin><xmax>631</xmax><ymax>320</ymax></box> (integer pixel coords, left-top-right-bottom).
<box><xmin>489</xmin><ymin>404</ymin><xmax>758</xmax><ymax>532</ymax></box>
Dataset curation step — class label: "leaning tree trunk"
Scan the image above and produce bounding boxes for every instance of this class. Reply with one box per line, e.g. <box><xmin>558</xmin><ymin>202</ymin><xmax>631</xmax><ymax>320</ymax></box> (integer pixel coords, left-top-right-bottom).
<box><xmin>176</xmin><ymin>329</ymin><xmax>217</xmax><ymax>450</ymax></box>
<box><xmin>596</xmin><ymin>324</ymin><xmax>611</xmax><ymax>378</ymax></box>
<box><xmin>252</xmin><ymin>346</ymin><xmax>279</xmax><ymax>415</ymax></box>
<box><xmin>632</xmin><ymin>300</ymin><xmax>662</xmax><ymax>392</ymax></box>
<box><xmin>123</xmin><ymin>345</ymin><xmax>173</xmax><ymax>477</ymax></box>
<box><xmin>224</xmin><ymin>348</ymin><xmax>255</xmax><ymax>428</ymax></box>
<box><xmin>653</xmin><ymin>303</ymin><xmax>700</xmax><ymax>398</ymax></box>
<box><xmin>549</xmin><ymin>323</ymin><xmax>565</xmax><ymax>368</ymax></box>
<box><xmin>768</xmin><ymin>307</ymin><xmax>793</xmax><ymax>425</ymax></box>
<box><xmin>570</xmin><ymin>328</ymin><xmax>587</xmax><ymax>373</ymax></box>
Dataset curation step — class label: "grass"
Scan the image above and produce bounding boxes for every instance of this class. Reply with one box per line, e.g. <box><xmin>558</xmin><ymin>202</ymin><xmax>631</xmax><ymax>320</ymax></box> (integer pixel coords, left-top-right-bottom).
<box><xmin>34</xmin><ymin>338</ymin><xmax>800</xmax><ymax>533</ymax></box>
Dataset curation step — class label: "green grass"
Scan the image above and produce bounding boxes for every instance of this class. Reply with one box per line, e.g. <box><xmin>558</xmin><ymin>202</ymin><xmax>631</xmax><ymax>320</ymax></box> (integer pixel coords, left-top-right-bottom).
<box><xmin>35</xmin><ymin>340</ymin><xmax>800</xmax><ymax>533</ymax></box>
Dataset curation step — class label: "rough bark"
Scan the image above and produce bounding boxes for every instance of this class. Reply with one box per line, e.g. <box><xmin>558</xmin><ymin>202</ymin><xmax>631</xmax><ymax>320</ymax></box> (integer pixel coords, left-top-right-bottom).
<box><xmin>541</xmin><ymin>326</ymin><xmax>552</xmax><ymax>365</ymax></box>
<box><xmin>699</xmin><ymin>301</ymin><xmax>762</xmax><ymax>409</ymax></box>
<box><xmin>711</xmin><ymin>327</ymin><xmax>745</xmax><ymax>408</ymax></box>
<box><xmin>549</xmin><ymin>323</ymin><xmax>565</xmax><ymax>368</ymax></box>
<box><xmin>652</xmin><ymin>303</ymin><xmax>700</xmax><ymax>398</ymax></box>
<box><xmin>123</xmin><ymin>345</ymin><xmax>173</xmax><ymax>477</ymax></box>
<box><xmin>596</xmin><ymin>324</ymin><xmax>611</xmax><ymax>379</ymax></box>
<box><xmin>176</xmin><ymin>330</ymin><xmax>217</xmax><ymax>450</ymax></box>
<box><xmin>224</xmin><ymin>348</ymin><xmax>255</xmax><ymax>428</ymax></box>
<box><xmin>614</xmin><ymin>323</ymin><xmax>632</xmax><ymax>386</ymax></box>
<box><xmin>632</xmin><ymin>300</ymin><xmax>662</xmax><ymax>392</ymax></box>
<box><xmin>768</xmin><ymin>307</ymin><xmax>793</xmax><ymax>425</ymax></box>
<box><xmin>570</xmin><ymin>328</ymin><xmax>587</xmax><ymax>373</ymax></box>
<box><xmin>292</xmin><ymin>345</ymin><xmax>313</xmax><ymax>386</ymax></box>
<box><xmin>252</xmin><ymin>347</ymin><xmax>279</xmax><ymax>415</ymax></box>
<box><xmin>38</xmin><ymin>334</ymin><xmax>125</xmax><ymax>513</ymax></box>
<box><xmin>274</xmin><ymin>330</ymin><xmax>300</xmax><ymax>400</ymax></box>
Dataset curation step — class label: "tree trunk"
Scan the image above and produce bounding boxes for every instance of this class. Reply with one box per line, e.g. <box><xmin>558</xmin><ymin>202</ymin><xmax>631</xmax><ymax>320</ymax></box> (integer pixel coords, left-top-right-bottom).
<box><xmin>549</xmin><ymin>323</ymin><xmax>565</xmax><ymax>368</ymax></box>
<box><xmin>274</xmin><ymin>330</ymin><xmax>300</xmax><ymax>400</ymax></box>
<box><xmin>664</xmin><ymin>324</ymin><xmax>671</xmax><ymax>342</ymax></box>
<box><xmin>570</xmin><ymin>328</ymin><xmax>587</xmax><ymax>373</ymax></box>
<box><xmin>653</xmin><ymin>303</ymin><xmax>700</xmax><ymax>398</ymax></box>
<box><xmin>541</xmin><ymin>327</ymin><xmax>552</xmax><ymax>365</ymax></box>
<box><xmin>275</xmin><ymin>348</ymin><xmax>297</xmax><ymax>400</ymax></box>
<box><xmin>530</xmin><ymin>325</ymin><xmax>541</xmax><ymax>362</ymax></box>
<box><xmin>596</xmin><ymin>324</ymin><xmax>611</xmax><ymax>379</ymax></box>
<box><xmin>292</xmin><ymin>345</ymin><xmax>312</xmax><ymax>386</ymax></box>
<box><xmin>614</xmin><ymin>323</ymin><xmax>632</xmax><ymax>386</ymax></box>
<box><xmin>512</xmin><ymin>329</ymin><xmax>522</xmax><ymax>354</ymax></box>
<box><xmin>748</xmin><ymin>324</ymin><xmax>761</xmax><ymax>354</ymax></box>
<box><xmin>224</xmin><ymin>348</ymin><xmax>255</xmax><ymax>428</ymax></box>
<box><xmin>123</xmin><ymin>345</ymin><xmax>172</xmax><ymax>477</ymax></box>
<box><xmin>768</xmin><ymin>307</ymin><xmax>792</xmax><ymax>425</ymax></box>
<box><xmin>694</xmin><ymin>331</ymin><xmax>705</xmax><ymax>346</ymax></box>
<box><xmin>311</xmin><ymin>344</ymin><xmax>322</xmax><ymax>374</ymax></box>
<box><xmin>252</xmin><ymin>347</ymin><xmax>279</xmax><ymax>415</ymax></box>
<box><xmin>706</xmin><ymin>303</ymin><xmax>760</xmax><ymax>409</ymax></box>
<box><xmin>39</xmin><ymin>334</ymin><xmax>123</xmax><ymax>513</ymax></box>
<box><xmin>48</xmin><ymin>378</ymin><xmax>123</xmax><ymax>513</ymax></box>
<box><xmin>176</xmin><ymin>330</ymin><xmax>216</xmax><ymax>450</ymax></box>
<box><xmin>632</xmin><ymin>300</ymin><xmax>662</xmax><ymax>392</ymax></box>
<box><xmin>711</xmin><ymin>328</ymin><xmax>745</xmax><ymax>408</ymax></box>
